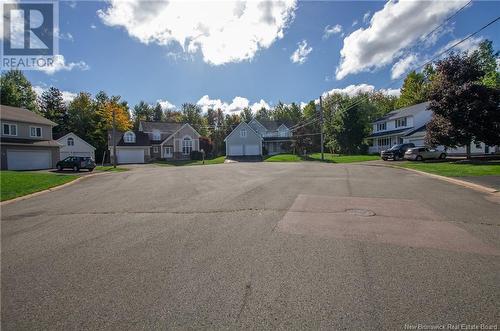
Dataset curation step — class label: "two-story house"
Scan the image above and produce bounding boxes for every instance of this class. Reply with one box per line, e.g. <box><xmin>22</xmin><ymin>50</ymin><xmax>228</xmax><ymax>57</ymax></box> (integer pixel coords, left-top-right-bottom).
<box><xmin>367</xmin><ymin>101</ymin><xmax>498</xmax><ymax>155</ymax></box>
<box><xmin>108</xmin><ymin>121</ymin><xmax>201</xmax><ymax>164</ymax></box>
<box><xmin>0</xmin><ymin>105</ymin><xmax>61</xmax><ymax>170</ymax></box>
<box><xmin>225</xmin><ymin>118</ymin><xmax>294</xmax><ymax>157</ymax></box>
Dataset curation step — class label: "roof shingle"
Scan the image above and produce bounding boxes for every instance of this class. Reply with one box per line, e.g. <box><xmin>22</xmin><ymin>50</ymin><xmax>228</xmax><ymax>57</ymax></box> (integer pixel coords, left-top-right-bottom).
<box><xmin>0</xmin><ymin>105</ymin><xmax>57</xmax><ymax>126</ymax></box>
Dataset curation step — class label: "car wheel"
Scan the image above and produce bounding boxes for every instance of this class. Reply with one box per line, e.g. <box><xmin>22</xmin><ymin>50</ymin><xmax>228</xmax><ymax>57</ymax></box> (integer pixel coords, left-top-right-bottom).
<box><xmin>439</xmin><ymin>153</ymin><xmax>446</xmax><ymax>159</ymax></box>
<box><xmin>416</xmin><ymin>155</ymin><xmax>423</xmax><ymax>161</ymax></box>
<box><xmin>88</xmin><ymin>168</ymin><xmax>94</xmax><ymax>172</ymax></box>
<box><xmin>73</xmin><ymin>165</ymin><xmax>79</xmax><ymax>172</ymax></box>
<box><xmin>382</xmin><ymin>158</ymin><xmax>387</xmax><ymax>161</ymax></box>
<box><xmin>57</xmin><ymin>165</ymin><xmax>63</xmax><ymax>171</ymax></box>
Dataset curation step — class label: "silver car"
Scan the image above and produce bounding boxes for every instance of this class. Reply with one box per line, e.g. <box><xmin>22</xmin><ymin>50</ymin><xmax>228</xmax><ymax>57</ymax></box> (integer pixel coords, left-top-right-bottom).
<box><xmin>404</xmin><ymin>147</ymin><xmax>446</xmax><ymax>161</ymax></box>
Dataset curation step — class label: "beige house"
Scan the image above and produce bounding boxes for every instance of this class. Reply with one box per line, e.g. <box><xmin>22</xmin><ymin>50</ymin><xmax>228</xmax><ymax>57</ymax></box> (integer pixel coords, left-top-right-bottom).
<box><xmin>0</xmin><ymin>105</ymin><xmax>61</xmax><ymax>170</ymax></box>
<box><xmin>109</xmin><ymin>121</ymin><xmax>201</xmax><ymax>164</ymax></box>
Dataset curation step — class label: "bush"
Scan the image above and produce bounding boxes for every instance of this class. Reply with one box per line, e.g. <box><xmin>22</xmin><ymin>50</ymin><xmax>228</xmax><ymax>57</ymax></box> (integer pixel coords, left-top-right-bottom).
<box><xmin>190</xmin><ymin>150</ymin><xmax>203</xmax><ymax>160</ymax></box>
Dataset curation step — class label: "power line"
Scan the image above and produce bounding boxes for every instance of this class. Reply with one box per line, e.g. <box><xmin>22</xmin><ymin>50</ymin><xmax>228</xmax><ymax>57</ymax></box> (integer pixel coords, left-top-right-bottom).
<box><xmin>327</xmin><ymin>15</ymin><xmax>500</xmax><ymax>117</ymax></box>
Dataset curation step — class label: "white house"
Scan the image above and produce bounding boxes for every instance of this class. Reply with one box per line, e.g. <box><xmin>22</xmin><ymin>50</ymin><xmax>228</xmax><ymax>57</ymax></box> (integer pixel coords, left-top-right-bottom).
<box><xmin>57</xmin><ymin>132</ymin><xmax>96</xmax><ymax>160</ymax></box>
<box><xmin>367</xmin><ymin>102</ymin><xmax>498</xmax><ymax>155</ymax></box>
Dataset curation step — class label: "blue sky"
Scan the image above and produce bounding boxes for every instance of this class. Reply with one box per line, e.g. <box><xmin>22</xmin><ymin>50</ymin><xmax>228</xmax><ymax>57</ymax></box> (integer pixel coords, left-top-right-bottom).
<box><xmin>25</xmin><ymin>0</ymin><xmax>500</xmax><ymax>113</ymax></box>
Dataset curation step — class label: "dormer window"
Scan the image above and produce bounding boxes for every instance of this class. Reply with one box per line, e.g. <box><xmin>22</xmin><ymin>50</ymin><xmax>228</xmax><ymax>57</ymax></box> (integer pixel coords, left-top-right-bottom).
<box><xmin>124</xmin><ymin>131</ymin><xmax>136</xmax><ymax>143</ymax></box>
<box><xmin>395</xmin><ymin>117</ymin><xmax>407</xmax><ymax>128</ymax></box>
<box><xmin>152</xmin><ymin>129</ymin><xmax>161</xmax><ymax>141</ymax></box>
<box><xmin>377</xmin><ymin>123</ymin><xmax>386</xmax><ymax>131</ymax></box>
<box><xmin>67</xmin><ymin>137</ymin><xmax>74</xmax><ymax>146</ymax></box>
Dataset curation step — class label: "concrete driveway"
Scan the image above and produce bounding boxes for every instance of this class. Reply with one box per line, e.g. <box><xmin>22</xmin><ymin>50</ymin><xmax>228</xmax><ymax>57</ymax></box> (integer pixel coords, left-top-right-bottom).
<box><xmin>2</xmin><ymin>162</ymin><xmax>499</xmax><ymax>329</ymax></box>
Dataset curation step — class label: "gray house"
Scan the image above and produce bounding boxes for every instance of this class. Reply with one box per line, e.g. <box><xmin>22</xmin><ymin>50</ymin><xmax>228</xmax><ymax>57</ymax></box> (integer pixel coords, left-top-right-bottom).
<box><xmin>109</xmin><ymin>121</ymin><xmax>201</xmax><ymax>164</ymax></box>
<box><xmin>225</xmin><ymin>119</ymin><xmax>294</xmax><ymax>157</ymax></box>
<box><xmin>0</xmin><ymin>105</ymin><xmax>61</xmax><ymax>170</ymax></box>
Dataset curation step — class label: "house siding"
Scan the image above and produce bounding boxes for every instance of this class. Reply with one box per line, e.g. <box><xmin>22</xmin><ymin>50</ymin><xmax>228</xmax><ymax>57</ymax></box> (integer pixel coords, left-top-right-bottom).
<box><xmin>1</xmin><ymin>144</ymin><xmax>59</xmax><ymax>170</ymax></box>
<box><xmin>225</xmin><ymin>123</ymin><xmax>262</xmax><ymax>156</ymax></box>
<box><xmin>1</xmin><ymin>121</ymin><xmax>53</xmax><ymax>140</ymax></box>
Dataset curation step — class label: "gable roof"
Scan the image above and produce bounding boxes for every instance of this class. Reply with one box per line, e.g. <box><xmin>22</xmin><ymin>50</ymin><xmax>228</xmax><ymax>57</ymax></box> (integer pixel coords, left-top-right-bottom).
<box><xmin>373</xmin><ymin>101</ymin><xmax>431</xmax><ymax>123</ymax></box>
<box><xmin>224</xmin><ymin>121</ymin><xmax>262</xmax><ymax>142</ymax></box>
<box><xmin>114</xmin><ymin>131</ymin><xmax>151</xmax><ymax>146</ymax></box>
<box><xmin>251</xmin><ymin>119</ymin><xmax>292</xmax><ymax>131</ymax></box>
<box><xmin>57</xmin><ymin>132</ymin><xmax>96</xmax><ymax>150</ymax></box>
<box><xmin>0</xmin><ymin>105</ymin><xmax>57</xmax><ymax>126</ymax></box>
<box><xmin>139</xmin><ymin>121</ymin><xmax>183</xmax><ymax>134</ymax></box>
<box><xmin>403</xmin><ymin>124</ymin><xmax>427</xmax><ymax>137</ymax></box>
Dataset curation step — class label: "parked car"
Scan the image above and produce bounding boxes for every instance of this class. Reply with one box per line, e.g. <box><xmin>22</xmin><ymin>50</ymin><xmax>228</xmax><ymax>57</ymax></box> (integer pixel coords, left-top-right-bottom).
<box><xmin>404</xmin><ymin>147</ymin><xmax>446</xmax><ymax>161</ymax></box>
<box><xmin>380</xmin><ymin>143</ymin><xmax>415</xmax><ymax>161</ymax></box>
<box><xmin>56</xmin><ymin>156</ymin><xmax>96</xmax><ymax>172</ymax></box>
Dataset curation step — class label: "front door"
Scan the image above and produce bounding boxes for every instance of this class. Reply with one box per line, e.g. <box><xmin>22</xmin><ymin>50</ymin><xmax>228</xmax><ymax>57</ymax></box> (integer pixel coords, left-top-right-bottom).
<box><xmin>164</xmin><ymin>147</ymin><xmax>173</xmax><ymax>158</ymax></box>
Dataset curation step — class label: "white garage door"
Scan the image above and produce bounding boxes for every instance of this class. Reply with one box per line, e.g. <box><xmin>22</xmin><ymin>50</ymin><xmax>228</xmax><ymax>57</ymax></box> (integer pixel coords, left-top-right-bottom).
<box><xmin>228</xmin><ymin>145</ymin><xmax>243</xmax><ymax>156</ymax></box>
<box><xmin>61</xmin><ymin>151</ymin><xmax>93</xmax><ymax>160</ymax></box>
<box><xmin>245</xmin><ymin>144</ymin><xmax>260</xmax><ymax>156</ymax></box>
<box><xmin>7</xmin><ymin>150</ymin><xmax>51</xmax><ymax>170</ymax></box>
<box><xmin>117</xmin><ymin>149</ymin><xmax>144</xmax><ymax>164</ymax></box>
<box><xmin>409</xmin><ymin>139</ymin><xmax>425</xmax><ymax>146</ymax></box>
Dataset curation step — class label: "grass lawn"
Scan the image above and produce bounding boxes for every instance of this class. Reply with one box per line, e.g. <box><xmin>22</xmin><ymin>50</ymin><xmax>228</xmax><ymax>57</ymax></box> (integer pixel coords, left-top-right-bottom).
<box><xmin>264</xmin><ymin>153</ymin><xmax>379</xmax><ymax>163</ymax></box>
<box><xmin>95</xmin><ymin>166</ymin><xmax>128</xmax><ymax>172</ymax></box>
<box><xmin>397</xmin><ymin>161</ymin><xmax>500</xmax><ymax>177</ymax></box>
<box><xmin>0</xmin><ymin>171</ymin><xmax>78</xmax><ymax>201</ymax></box>
<box><xmin>155</xmin><ymin>156</ymin><xmax>226</xmax><ymax>166</ymax></box>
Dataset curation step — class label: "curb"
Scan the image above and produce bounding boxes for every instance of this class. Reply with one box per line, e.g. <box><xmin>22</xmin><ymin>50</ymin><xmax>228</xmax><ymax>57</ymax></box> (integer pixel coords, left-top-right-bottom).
<box><xmin>372</xmin><ymin>163</ymin><xmax>499</xmax><ymax>195</ymax></box>
<box><xmin>1</xmin><ymin>171</ymin><xmax>109</xmax><ymax>206</ymax></box>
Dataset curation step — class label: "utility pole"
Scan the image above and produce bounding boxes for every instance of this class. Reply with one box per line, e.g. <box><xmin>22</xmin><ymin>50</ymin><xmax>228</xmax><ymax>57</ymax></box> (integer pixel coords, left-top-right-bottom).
<box><xmin>112</xmin><ymin>106</ymin><xmax>117</xmax><ymax>168</ymax></box>
<box><xmin>319</xmin><ymin>95</ymin><xmax>324</xmax><ymax>161</ymax></box>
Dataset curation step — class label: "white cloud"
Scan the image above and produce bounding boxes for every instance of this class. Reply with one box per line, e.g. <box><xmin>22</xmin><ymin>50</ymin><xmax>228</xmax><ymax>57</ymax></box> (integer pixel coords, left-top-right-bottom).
<box><xmin>363</xmin><ymin>11</ymin><xmax>371</xmax><ymax>24</ymax></box>
<box><xmin>98</xmin><ymin>0</ymin><xmax>297</xmax><ymax>65</ymax></box>
<box><xmin>391</xmin><ymin>53</ymin><xmax>419</xmax><ymax>80</ymax></box>
<box><xmin>336</xmin><ymin>0</ymin><xmax>468</xmax><ymax>80</ymax></box>
<box><xmin>322</xmin><ymin>84</ymin><xmax>400</xmax><ymax>98</ymax></box>
<box><xmin>439</xmin><ymin>36</ymin><xmax>483</xmax><ymax>55</ymax></box>
<box><xmin>33</xmin><ymin>86</ymin><xmax>77</xmax><ymax>104</ymax></box>
<box><xmin>90</xmin><ymin>24</ymin><xmax>97</xmax><ymax>29</ymax></box>
<box><xmin>38</xmin><ymin>55</ymin><xmax>89</xmax><ymax>75</ymax></box>
<box><xmin>157</xmin><ymin>99</ymin><xmax>176</xmax><ymax>111</ymax></box>
<box><xmin>290</xmin><ymin>40</ymin><xmax>312</xmax><ymax>64</ymax></box>
<box><xmin>323</xmin><ymin>24</ymin><xmax>342</xmax><ymax>39</ymax></box>
<box><xmin>352</xmin><ymin>20</ymin><xmax>358</xmax><ymax>27</ymax></box>
<box><xmin>196</xmin><ymin>95</ymin><xmax>270</xmax><ymax>114</ymax></box>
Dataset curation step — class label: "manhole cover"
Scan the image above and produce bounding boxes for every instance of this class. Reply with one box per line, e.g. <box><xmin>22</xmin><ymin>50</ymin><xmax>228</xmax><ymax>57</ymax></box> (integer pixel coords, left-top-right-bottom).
<box><xmin>345</xmin><ymin>208</ymin><xmax>376</xmax><ymax>217</ymax></box>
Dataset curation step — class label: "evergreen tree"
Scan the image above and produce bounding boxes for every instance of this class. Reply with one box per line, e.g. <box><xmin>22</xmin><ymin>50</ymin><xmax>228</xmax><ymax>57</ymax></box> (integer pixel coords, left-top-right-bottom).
<box><xmin>39</xmin><ymin>87</ymin><xmax>67</xmax><ymax>138</ymax></box>
<box><xmin>0</xmin><ymin>70</ymin><xmax>39</xmax><ymax>112</ymax></box>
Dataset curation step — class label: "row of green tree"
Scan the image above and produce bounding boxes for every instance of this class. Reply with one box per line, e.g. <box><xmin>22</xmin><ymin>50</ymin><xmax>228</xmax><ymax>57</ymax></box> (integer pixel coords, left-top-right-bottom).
<box><xmin>1</xmin><ymin>40</ymin><xmax>498</xmax><ymax>160</ymax></box>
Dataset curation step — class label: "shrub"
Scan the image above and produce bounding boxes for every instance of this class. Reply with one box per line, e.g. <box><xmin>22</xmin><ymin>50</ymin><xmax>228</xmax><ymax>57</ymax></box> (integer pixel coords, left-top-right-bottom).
<box><xmin>190</xmin><ymin>150</ymin><xmax>203</xmax><ymax>160</ymax></box>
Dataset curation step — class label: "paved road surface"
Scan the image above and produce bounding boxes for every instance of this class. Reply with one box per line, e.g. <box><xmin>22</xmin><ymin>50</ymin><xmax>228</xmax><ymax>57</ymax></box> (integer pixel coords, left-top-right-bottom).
<box><xmin>2</xmin><ymin>162</ymin><xmax>499</xmax><ymax>329</ymax></box>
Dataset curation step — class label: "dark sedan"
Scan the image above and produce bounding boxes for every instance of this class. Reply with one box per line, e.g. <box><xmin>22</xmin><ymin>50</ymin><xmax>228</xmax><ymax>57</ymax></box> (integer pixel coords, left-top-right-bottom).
<box><xmin>380</xmin><ymin>143</ymin><xmax>415</xmax><ymax>161</ymax></box>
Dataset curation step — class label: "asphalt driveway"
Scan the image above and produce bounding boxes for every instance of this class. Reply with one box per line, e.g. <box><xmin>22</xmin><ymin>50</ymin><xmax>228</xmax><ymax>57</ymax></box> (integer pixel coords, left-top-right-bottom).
<box><xmin>2</xmin><ymin>162</ymin><xmax>499</xmax><ymax>329</ymax></box>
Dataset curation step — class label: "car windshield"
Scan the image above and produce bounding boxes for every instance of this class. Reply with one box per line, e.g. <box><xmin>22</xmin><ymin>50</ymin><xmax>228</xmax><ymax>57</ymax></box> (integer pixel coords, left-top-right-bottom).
<box><xmin>389</xmin><ymin>144</ymin><xmax>403</xmax><ymax>151</ymax></box>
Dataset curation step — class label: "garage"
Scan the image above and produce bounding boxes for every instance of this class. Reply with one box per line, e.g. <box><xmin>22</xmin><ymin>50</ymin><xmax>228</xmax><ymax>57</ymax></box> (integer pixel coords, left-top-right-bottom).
<box><xmin>409</xmin><ymin>139</ymin><xmax>425</xmax><ymax>146</ymax></box>
<box><xmin>7</xmin><ymin>150</ymin><xmax>51</xmax><ymax>170</ymax></box>
<box><xmin>228</xmin><ymin>145</ymin><xmax>244</xmax><ymax>156</ymax></box>
<box><xmin>244</xmin><ymin>144</ymin><xmax>260</xmax><ymax>156</ymax></box>
<box><xmin>116</xmin><ymin>149</ymin><xmax>144</xmax><ymax>164</ymax></box>
<box><xmin>61</xmin><ymin>151</ymin><xmax>93</xmax><ymax>159</ymax></box>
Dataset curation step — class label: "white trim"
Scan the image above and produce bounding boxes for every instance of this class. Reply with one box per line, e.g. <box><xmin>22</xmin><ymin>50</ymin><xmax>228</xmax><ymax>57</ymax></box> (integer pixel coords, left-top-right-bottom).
<box><xmin>2</xmin><ymin>122</ymin><xmax>18</xmax><ymax>136</ymax></box>
<box><xmin>163</xmin><ymin>146</ymin><xmax>173</xmax><ymax>158</ymax></box>
<box><xmin>57</xmin><ymin>132</ymin><xmax>96</xmax><ymax>150</ymax></box>
<box><xmin>123</xmin><ymin>131</ymin><xmax>136</xmax><ymax>143</ymax></box>
<box><xmin>224</xmin><ymin>122</ymin><xmax>262</xmax><ymax>142</ymax></box>
<box><xmin>29</xmin><ymin>126</ymin><xmax>43</xmax><ymax>138</ymax></box>
<box><xmin>181</xmin><ymin>135</ymin><xmax>193</xmax><ymax>155</ymax></box>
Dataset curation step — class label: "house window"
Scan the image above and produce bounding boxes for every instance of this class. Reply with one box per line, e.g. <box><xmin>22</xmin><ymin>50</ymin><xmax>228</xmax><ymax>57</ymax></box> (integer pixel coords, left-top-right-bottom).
<box><xmin>182</xmin><ymin>137</ymin><xmax>192</xmax><ymax>155</ymax></box>
<box><xmin>377</xmin><ymin>122</ymin><xmax>386</xmax><ymax>131</ymax></box>
<box><xmin>378</xmin><ymin>137</ymin><xmax>391</xmax><ymax>146</ymax></box>
<box><xmin>153</xmin><ymin>146</ymin><xmax>159</xmax><ymax>153</ymax></box>
<box><xmin>67</xmin><ymin>137</ymin><xmax>74</xmax><ymax>146</ymax></box>
<box><xmin>30</xmin><ymin>126</ymin><xmax>42</xmax><ymax>137</ymax></box>
<box><xmin>152</xmin><ymin>130</ymin><xmax>161</xmax><ymax>141</ymax></box>
<box><xmin>240</xmin><ymin>129</ymin><xmax>247</xmax><ymax>138</ymax></box>
<box><xmin>395</xmin><ymin>117</ymin><xmax>407</xmax><ymax>128</ymax></box>
<box><xmin>475</xmin><ymin>142</ymin><xmax>481</xmax><ymax>148</ymax></box>
<box><xmin>2</xmin><ymin>123</ymin><xmax>17</xmax><ymax>136</ymax></box>
<box><xmin>124</xmin><ymin>131</ymin><xmax>135</xmax><ymax>143</ymax></box>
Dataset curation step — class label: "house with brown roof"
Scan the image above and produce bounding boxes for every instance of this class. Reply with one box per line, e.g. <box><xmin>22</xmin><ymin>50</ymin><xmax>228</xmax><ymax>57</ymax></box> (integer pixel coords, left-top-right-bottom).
<box><xmin>108</xmin><ymin>121</ymin><xmax>201</xmax><ymax>164</ymax></box>
<box><xmin>0</xmin><ymin>105</ymin><xmax>61</xmax><ymax>170</ymax></box>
